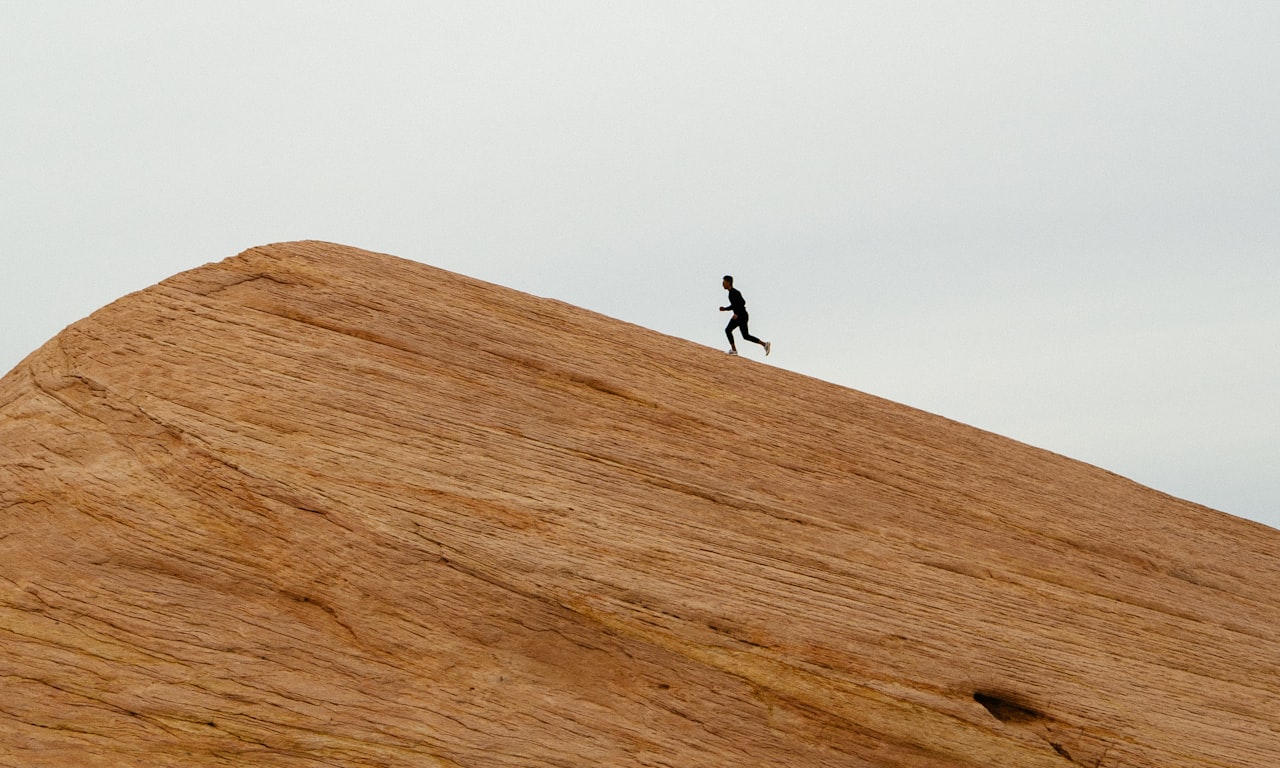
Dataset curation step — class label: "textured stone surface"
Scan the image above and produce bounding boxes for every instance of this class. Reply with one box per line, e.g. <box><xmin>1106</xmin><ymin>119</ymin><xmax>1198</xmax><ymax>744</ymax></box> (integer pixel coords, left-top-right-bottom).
<box><xmin>2</xmin><ymin>241</ymin><xmax>1277</xmax><ymax>767</ymax></box>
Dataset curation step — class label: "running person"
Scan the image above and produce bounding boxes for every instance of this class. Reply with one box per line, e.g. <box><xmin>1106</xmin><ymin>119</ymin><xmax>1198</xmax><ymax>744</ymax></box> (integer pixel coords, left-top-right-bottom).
<box><xmin>720</xmin><ymin>275</ymin><xmax>771</xmax><ymax>356</ymax></box>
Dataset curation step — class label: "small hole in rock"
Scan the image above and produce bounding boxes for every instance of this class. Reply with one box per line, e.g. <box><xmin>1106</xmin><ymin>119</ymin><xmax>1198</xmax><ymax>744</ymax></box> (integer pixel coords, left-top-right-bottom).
<box><xmin>973</xmin><ymin>692</ymin><xmax>1043</xmax><ymax>724</ymax></box>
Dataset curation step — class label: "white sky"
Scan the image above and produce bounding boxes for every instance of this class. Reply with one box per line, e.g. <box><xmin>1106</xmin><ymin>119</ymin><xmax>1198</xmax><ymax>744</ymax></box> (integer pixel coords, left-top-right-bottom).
<box><xmin>3</xmin><ymin>2</ymin><xmax>1278</xmax><ymax>530</ymax></box>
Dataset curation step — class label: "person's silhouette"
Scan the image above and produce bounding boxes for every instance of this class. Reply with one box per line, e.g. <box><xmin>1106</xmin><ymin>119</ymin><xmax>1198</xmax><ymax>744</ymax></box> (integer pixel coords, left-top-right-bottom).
<box><xmin>720</xmin><ymin>275</ymin><xmax>771</xmax><ymax>357</ymax></box>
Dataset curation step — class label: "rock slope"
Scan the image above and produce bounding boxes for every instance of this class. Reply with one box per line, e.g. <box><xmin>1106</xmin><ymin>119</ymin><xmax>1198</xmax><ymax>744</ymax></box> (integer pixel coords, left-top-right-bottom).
<box><xmin>1</xmin><ymin>241</ymin><xmax>1277</xmax><ymax>767</ymax></box>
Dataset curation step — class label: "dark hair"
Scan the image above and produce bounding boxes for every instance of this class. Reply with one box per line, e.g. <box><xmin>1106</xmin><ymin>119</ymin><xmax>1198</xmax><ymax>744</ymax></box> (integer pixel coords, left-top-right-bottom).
<box><xmin>722</xmin><ymin>275</ymin><xmax>734</xmax><ymax>284</ymax></box>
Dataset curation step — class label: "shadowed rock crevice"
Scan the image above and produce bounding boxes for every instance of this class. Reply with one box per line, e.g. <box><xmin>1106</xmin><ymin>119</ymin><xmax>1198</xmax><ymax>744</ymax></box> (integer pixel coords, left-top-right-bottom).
<box><xmin>974</xmin><ymin>691</ymin><xmax>1045</xmax><ymax>725</ymax></box>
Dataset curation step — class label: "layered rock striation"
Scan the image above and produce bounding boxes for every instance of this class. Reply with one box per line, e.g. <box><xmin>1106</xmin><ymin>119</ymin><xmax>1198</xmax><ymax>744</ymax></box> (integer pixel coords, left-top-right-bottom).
<box><xmin>2</xmin><ymin>241</ymin><xmax>1277</xmax><ymax>767</ymax></box>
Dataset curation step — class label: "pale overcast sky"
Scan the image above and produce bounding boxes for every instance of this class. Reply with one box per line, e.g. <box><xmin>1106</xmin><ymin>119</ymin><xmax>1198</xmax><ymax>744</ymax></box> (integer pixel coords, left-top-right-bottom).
<box><xmin>3</xmin><ymin>2</ymin><xmax>1278</xmax><ymax>530</ymax></box>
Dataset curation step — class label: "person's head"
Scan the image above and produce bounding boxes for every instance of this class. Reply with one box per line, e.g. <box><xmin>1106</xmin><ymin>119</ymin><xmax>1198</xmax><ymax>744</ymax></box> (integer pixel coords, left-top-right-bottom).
<box><xmin>722</xmin><ymin>275</ymin><xmax>734</xmax><ymax>289</ymax></box>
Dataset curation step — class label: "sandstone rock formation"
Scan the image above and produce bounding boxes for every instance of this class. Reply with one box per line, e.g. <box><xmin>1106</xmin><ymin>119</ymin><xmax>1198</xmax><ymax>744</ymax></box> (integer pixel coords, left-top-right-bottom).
<box><xmin>2</xmin><ymin>241</ymin><xmax>1277</xmax><ymax>767</ymax></box>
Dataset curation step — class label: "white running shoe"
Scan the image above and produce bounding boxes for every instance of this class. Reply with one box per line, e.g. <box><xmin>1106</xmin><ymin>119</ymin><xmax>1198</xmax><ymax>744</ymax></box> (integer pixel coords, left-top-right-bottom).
<box><xmin>764</xmin><ymin>341</ymin><xmax>772</xmax><ymax>356</ymax></box>
<box><xmin>727</xmin><ymin>349</ymin><xmax>738</xmax><ymax>356</ymax></box>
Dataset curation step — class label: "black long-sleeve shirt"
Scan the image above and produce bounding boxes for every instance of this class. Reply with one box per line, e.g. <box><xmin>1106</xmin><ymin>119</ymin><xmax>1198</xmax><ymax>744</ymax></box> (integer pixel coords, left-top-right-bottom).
<box><xmin>725</xmin><ymin>287</ymin><xmax>747</xmax><ymax>316</ymax></box>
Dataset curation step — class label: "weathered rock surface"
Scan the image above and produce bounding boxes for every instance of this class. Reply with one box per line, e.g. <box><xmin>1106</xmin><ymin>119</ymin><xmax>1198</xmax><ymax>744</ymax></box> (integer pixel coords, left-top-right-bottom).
<box><xmin>1</xmin><ymin>241</ymin><xmax>1277</xmax><ymax>767</ymax></box>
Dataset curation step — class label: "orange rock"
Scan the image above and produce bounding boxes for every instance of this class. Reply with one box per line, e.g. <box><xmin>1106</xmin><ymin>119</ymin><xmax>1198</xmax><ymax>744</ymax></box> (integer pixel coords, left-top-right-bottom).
<box><xmin>2</xmin><ymin>241</ymin><xmax>1277</xmax><ymax>767</ymax></box>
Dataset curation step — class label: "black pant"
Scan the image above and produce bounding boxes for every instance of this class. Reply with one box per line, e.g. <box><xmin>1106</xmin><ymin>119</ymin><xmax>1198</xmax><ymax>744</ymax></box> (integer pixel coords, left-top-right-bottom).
<box><xmin>726</xmin><ymin>313</ymin><xmax>762</xmax><ymax>346</ymax></box>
